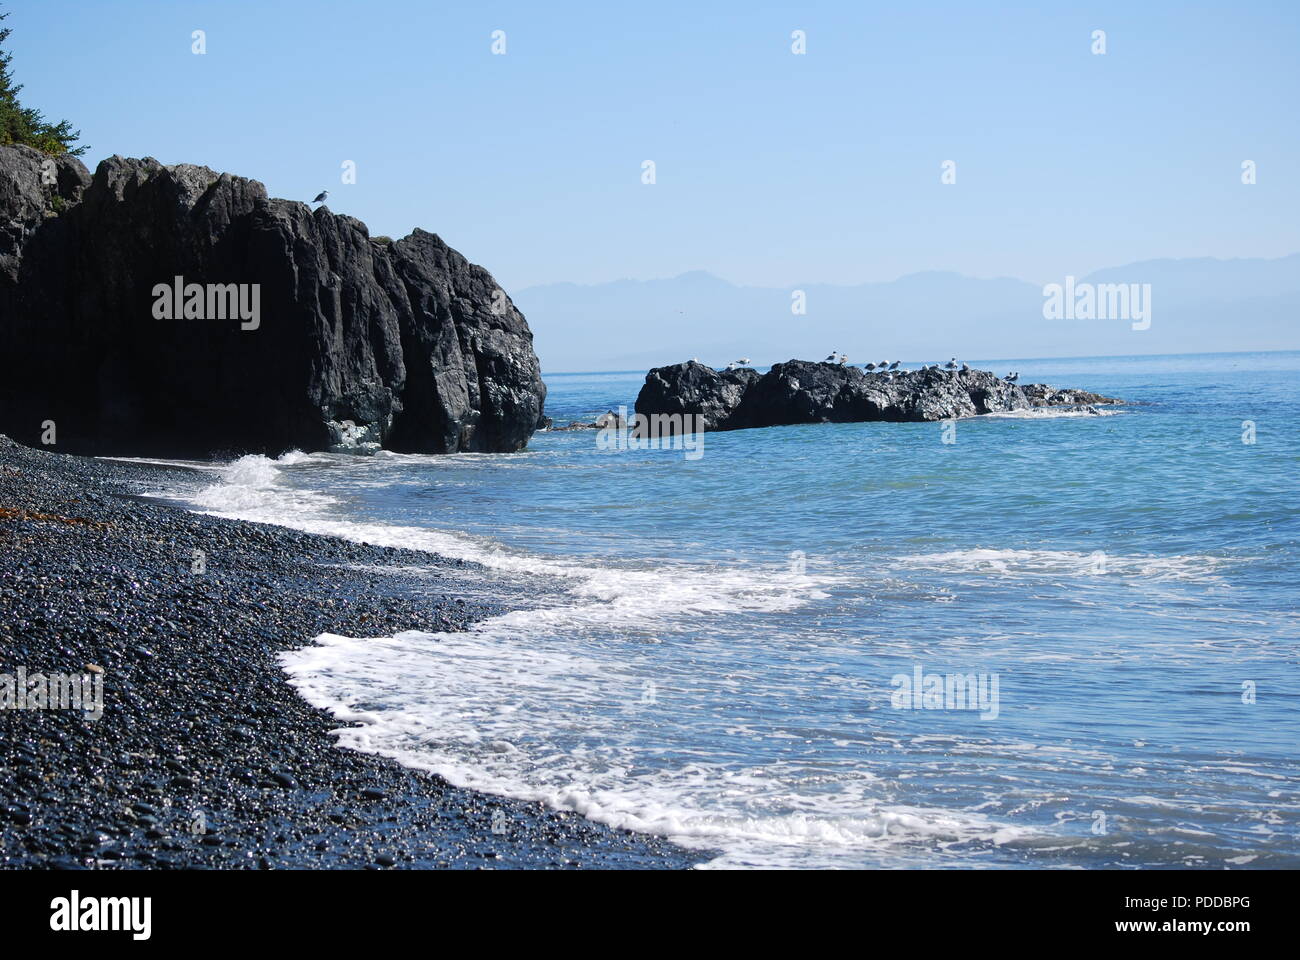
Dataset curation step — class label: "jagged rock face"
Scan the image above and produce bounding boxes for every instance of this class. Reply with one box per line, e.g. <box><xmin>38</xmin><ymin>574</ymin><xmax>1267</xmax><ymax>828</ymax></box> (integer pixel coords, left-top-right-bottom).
<box><xmin>635</xmin><ymin>362</ymin><xmax>760</xmax><ymax>430</ymax></box>
<box><xmin>0</xmin><ymin>146</ymin><xmax>545</xmax><ymax>456</ymax></box>
<box><xmin>0</xmin><ymin>144</ymin><xmax>91</xmax><ymax>283</ymax></box>
<box><xmin>636</xmin><ymin>359</ymin><xmax>1120</xmax><ymax>431</ymax></box>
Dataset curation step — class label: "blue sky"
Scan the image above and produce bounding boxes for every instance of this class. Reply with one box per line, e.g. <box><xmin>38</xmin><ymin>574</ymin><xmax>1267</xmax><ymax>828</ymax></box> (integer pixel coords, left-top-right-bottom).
<box><xmin>7</xmin><ymin>0</ymin><xmax>1298</xmax><ymax>292</ymax></box>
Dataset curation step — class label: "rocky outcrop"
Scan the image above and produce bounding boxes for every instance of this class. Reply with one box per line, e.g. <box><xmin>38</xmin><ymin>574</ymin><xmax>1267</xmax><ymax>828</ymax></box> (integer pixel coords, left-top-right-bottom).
<box><xmin>633</xmin><ymin>363</ymin><xmax>760</xmax><ymax>431</ymax></box>
<box><xmin>0</xmin><ymin>145</ymin><xmax>545</xmax><ymax>456</ymax></box>
<box><xmin>1020</xmin><ymin>383</ymin><xmax>1118</xmax><ymax>407</ymax></box>
<box><xmin>635</xmin><ymin>360</ymin><xmax>1120</xmax><ymax>431</ymax></box>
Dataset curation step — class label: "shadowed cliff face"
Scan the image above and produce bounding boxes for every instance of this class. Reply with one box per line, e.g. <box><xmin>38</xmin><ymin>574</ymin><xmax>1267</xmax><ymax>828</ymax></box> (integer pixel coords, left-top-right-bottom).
<box><xmin>636</xmin><ymin>359</ymin><xmax>1120</xmax><ymax>431</ymax></box>
<box><xmin>0</xmin><ymin>145</ymin><xmax>545</xmax><ymax>457</ymax></box>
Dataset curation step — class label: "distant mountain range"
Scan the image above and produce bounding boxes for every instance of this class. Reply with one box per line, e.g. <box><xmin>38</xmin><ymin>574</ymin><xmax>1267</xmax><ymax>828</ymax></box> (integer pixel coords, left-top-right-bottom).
<box><xmin>514</xmin><ymin>254</ymin><xmax>1300</xmax><ymax>372</ymax></box>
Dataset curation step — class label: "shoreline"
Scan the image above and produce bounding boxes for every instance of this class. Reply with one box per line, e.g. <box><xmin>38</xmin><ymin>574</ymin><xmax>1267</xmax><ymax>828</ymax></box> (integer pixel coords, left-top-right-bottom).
<box><xmin>0</xmin><ymin>436</ymin><xmax>707</xmax><ymax>869</ymax></box>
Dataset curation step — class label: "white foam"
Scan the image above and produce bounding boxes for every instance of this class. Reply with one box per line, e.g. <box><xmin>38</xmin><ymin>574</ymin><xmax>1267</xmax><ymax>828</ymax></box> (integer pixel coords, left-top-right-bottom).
<box><xmin>897</xmin><ymin>548</ymin><xmax>1227</xmax><ymax>582</ymax></box>
<box><xmin>181</xmin><ymin>448</ymin><xmax>1040</xmax><ymax>868</ymax></box>
<box><xmin>282</xmin><ymin>628</ymin><xmax>1040</xmax><ymax>869</ymax></box>
<box><xmin>188</xmin><ymin>452</ymin><xmax>342</xmax><ymax>517</ymax></box>
<box><xmin>978</xmin><ymin>407</ymin><xmax>1123</xmax><ymax>420</ymax></box>
<box><xmin>185</xmin><ymin>452</ymin><xmax>828</xmax><ymax>615</ymax></box>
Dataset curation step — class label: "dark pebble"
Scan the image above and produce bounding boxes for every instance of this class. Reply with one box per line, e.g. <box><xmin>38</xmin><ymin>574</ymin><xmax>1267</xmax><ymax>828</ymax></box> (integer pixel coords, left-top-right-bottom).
<box><xmin>0</xmin><ymin>436</ymin><xmax>708</xmax><ymax>871</ymax></box>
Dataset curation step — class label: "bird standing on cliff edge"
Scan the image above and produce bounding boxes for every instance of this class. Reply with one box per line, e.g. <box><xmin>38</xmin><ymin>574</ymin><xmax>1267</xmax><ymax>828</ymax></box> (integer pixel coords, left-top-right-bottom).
<box><xmin>311</xmin><ymin>190</ymin><xmax>329</xmax><ymax>204</ymax></box>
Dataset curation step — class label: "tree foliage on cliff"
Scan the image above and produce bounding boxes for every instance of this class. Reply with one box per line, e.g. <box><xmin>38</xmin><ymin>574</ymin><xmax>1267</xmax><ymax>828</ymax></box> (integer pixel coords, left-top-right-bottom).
<box><xmin>0</xmin><ymin>9</ymin><xmax>85</xmax><ymax>156</ymax></box>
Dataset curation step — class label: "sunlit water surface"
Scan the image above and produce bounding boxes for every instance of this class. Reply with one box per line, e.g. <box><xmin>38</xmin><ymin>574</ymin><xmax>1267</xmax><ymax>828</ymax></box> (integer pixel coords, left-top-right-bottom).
<box><xmin>157</xmin><ymin>352</ymin><xmax>1299</xmax><ymax>868</ymax></box>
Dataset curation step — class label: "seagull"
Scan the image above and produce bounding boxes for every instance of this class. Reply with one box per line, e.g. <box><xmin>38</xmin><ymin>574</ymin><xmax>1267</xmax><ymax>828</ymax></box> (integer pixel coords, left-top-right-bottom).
<box><xmin>945</xmin><ymin>357</ymin><xmax>958</xmax><ymax>370</ymax></box>
<box><xmin>824</xmin><ymin>352</ymin><xmax>838</xmax><ymax>362</ymax></box>
<box><xmin>837</xmin><ymin>354</ymin><xmax>849</xmax><ymax>365</ymax></box>
<box><xmin>311</xmin><ymin>190</ymin><xmax>328</xmax><ymax>204</ymax></box>
<box><xmin>888</xmin><ymin>361</ymin><xmax>900</xmax><ymax>370</ymax></box>
<box><xmin>736</xmin><ymin>357</ymin><xmax>751</xmax><ymax>366</ymax></box>
<box><xmin>865</xmin><ymin>362</ymin><xmax>877</xmax><ymax>371</ymax></box>
<box><xmin>960</xmin><ymin>362</ymin><xmax>970</xmax><ymax>372</ymax></box>
<box><xmin>1004</xmin><ymin>371</ymin><xmax>1019</xmax><ymax>383</ymax></box>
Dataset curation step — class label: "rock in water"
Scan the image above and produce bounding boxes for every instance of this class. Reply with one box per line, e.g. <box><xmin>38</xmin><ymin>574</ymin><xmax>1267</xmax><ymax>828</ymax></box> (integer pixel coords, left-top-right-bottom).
<box><xmin>1019</xmin><ymin>383</ymin><xmax>1118</xmax><ymax>407</ymax></box>
<box><xmin>0</xmin><ymin>146</ymin><xmax>546</xmax><ymax>456</ymax></box>
<box><xmin>633</xmin><ymin>361</ymin><xmax>760</xmax><ymax>431</ymax></box>
<box><xmin>635</xmin><ymin>360</ymin><xmax>1120</xmax><ymax>431</ymax></box>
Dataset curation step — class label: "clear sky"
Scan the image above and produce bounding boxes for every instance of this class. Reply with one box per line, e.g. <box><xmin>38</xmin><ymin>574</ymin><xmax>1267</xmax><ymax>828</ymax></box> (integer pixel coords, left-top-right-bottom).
<box><xmin>7</xmin><ymin>0</ymin><xmax>1298</xmax><ymax>292</ymax></box>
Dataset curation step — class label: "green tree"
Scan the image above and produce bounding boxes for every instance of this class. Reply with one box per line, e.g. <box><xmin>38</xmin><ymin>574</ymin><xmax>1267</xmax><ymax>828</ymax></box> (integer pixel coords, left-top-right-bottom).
<box><xmin>0</xmin><ymin>8</ymin><xmax>85</xmax><ymax>156</ymax></box>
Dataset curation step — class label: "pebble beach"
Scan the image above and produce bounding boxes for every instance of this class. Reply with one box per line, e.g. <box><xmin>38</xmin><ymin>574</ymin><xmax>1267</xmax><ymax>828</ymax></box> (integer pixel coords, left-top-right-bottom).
<box><xmin>0</xmin><ymin>436</ymin><xmax>702</xmax><ymax>869</ymax></box>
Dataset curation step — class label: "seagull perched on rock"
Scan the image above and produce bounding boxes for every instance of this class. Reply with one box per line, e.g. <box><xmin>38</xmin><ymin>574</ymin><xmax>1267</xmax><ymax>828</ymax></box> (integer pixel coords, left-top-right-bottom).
<box><xmin>1004</xmin><ymin>371</ymin><xmax>1019</xmax><ymax>383</ymax></box>
<box><xmin>311</xmin><ymin>190</ymin><xmax>329</xmax><ymax>205</ymax></box>
<box><xmin>888</xmin><ymin>361</ymin><xmax>900</xmax><ymax>370</ymax></box>
<box><xmin>960</xmin><ymin>362</ymin><xmax>970</xmax><ymax>372</ymax></box>
<box><xmin>865</xmin><ymin>362</ymin><xmax>877</xmax><ymax>371</ymax></box>
<box><xmin>945</xmin><ymin>357</ymin><xmax>958</xmax><ymax>371</ymax></box>
<box><xmin>824</xmin><ymin>352</ymin><xmax>839</xmax><ymax>362</ymax></box>
<box><xmin>736</xmin><ymin>357</ymin><xmax>751</xmax><ymax>366</ymax></box>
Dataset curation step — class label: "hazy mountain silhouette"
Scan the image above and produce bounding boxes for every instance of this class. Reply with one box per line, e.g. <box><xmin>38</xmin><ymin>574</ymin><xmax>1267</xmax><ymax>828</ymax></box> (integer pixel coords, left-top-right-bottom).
<box><xmin>517</xmin><ymin>255</ymin><xmax>1300</xmax><ymax>371</ymax></box>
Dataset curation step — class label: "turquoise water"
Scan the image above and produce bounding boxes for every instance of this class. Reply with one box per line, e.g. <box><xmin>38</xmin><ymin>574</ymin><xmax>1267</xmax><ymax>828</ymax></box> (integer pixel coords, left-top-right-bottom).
<box><xmin>184</xmin><ymin>351</ymin><xmax>1300</xmax><ymax>868</ymax></box>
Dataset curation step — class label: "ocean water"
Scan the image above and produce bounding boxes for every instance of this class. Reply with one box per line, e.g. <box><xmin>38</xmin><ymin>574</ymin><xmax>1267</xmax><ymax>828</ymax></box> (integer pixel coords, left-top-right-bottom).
<box><xmin>162</xmin><ymin>351</ymin><xmax>1300</xmax><ymax>868</ymax></box>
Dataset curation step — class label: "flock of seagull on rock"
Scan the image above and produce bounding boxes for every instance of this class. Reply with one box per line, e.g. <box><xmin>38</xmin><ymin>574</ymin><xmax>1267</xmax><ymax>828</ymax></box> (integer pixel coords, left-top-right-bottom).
<box><xmin>720</xmin><ymin>354</ymin><xmax>1020</xmax><ymax>383</ymax></box>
